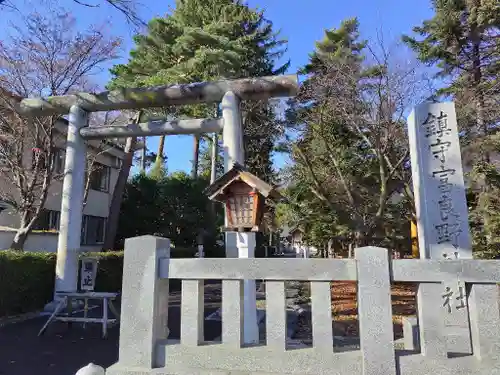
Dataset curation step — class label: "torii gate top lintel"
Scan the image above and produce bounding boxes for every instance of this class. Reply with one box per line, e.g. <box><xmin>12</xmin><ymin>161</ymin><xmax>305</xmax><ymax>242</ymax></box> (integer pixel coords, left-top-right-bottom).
<box><xmin>18</xmin><ymin>75</ymin><xmax>299</xmax><ymax>117</ymax></box>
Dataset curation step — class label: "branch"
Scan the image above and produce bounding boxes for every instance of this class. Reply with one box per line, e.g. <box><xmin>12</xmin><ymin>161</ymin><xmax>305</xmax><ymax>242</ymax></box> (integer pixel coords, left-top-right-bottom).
<box><xmin>315</xmin><ymin>109</ymin><xmax>356</xmax><ymax>206</ymax></box>
<box><xmin>375</xmin><ymin>151</ymin><xmax>388</xmax><ymax>218</ymax></box>
<box><xmin>26</xmin><ymin>154</ymin><xmax>52</xmax><ymax>230</ymax></box>
<box><xmin>387</xmin><ymin>150</ymin><xmax>409</xmax><ymax>180</ymax></box>
<box><xmin>73</xmin><ymin>0</ymin><xmax>99</xmax><ymax>7</ymax></box>
<box><xmin>103</xmin><ymin>0</ymin><xmax>145</xmax><ymax>27</ymax></box>
<box><xmin>292</xmin><ymin>144</ymin><xmax>336</xmax><ymax>212</ymax></box>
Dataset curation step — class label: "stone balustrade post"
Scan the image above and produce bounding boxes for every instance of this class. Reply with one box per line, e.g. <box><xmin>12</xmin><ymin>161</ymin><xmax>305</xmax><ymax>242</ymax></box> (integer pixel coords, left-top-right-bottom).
<box><xmin>356</xmin><ymin>247</ymin><xmax>396</xmax><ymax>375</ymax></box>
<box><xmin>113</xmin><ymin>235</ymin><xmax>170</xmax><ymax>370</ymax></box>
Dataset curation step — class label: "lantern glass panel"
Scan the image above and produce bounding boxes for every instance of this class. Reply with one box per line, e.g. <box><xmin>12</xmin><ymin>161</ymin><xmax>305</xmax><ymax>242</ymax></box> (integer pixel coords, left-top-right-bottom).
<box><xmin>241</xmin><ymin>193</ymin><xmax>253</xmax><ymax>225</ymax></box>
<box><xmin>228</xmin><ymin>193</ymin><xmax>254</xmax><ymax>227</ymax></box>
<box><xmin>228</xmin><ymin>197</ymin><xmax>236</xmax><ymax>226</ymax></box>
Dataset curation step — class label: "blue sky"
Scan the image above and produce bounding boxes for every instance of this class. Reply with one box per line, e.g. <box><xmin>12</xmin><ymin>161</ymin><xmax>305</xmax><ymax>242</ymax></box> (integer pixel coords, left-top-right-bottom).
<box><xmin>2</xmin><ymin>0</ymin><xmax>434</xmax><ymax>173</ymax></box>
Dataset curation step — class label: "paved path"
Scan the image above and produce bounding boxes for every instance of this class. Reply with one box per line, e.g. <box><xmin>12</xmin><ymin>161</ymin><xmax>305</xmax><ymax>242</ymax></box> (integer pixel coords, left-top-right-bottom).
<box><xmin>0</xmin><ymin>283</ymin><xmax>223</xmax><ymax>375</ymax></box>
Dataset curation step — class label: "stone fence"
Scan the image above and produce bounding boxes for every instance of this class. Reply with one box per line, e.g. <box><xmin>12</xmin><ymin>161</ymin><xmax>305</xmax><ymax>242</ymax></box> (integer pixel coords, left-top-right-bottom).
<box><xmin>106</xmin><ymin>235</ymin><xmax>500</xmax><ymax>375</ymax></box>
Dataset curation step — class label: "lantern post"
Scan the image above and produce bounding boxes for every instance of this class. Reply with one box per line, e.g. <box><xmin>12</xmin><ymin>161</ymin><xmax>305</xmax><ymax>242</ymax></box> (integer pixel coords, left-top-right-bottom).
<box><xmin>204</xmin><ymin>164</ymin><xmax>282</xmax><ymax>345</ymax></box>
<box><xmin>236</xmin><ymin>231</ymin><xmax>258</xmax><ymax>344</ymax></box>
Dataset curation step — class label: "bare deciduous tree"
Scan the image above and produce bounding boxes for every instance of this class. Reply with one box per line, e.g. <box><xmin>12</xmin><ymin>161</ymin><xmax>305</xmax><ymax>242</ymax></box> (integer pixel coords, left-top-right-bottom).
<box><xmin>289</xmin><ymin>40</ymin><xmax>431</xmax><ymax>250</ymax></box>
<box><xmin>0</xmin><ymin>0</ymin><xmax>144</xmax><ymax>27</ymax></box>
<box><xmin>0</xmin><ymin>10</ymin><xmax>121</xmax><ymax>249</ymax></box>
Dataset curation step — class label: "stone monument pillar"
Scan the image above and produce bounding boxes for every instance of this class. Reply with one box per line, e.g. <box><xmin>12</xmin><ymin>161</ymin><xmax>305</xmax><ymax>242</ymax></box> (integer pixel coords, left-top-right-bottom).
<box><xmin>408</xmin><ymin>101</ymin><xmax>472</xmax><ymax>354</ymax></box>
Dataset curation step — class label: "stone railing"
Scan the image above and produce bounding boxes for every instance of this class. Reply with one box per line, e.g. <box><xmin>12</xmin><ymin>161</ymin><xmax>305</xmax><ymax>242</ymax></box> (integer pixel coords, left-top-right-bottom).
<box><xmin>106</xmin><ymin>235</ymin><xmax>500</xmax><ymax>375</ymax></box>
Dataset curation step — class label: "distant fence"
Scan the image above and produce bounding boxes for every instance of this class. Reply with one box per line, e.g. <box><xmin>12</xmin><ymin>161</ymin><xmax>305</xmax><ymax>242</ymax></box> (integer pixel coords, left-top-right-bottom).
<box><xmin>107</xmin><ymin>235</ymin><xmax>500</xmax><ymax>375</ymax></box>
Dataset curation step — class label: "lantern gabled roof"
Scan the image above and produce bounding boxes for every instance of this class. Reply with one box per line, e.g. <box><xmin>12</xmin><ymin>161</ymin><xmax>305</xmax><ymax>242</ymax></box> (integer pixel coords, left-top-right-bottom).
<box><xmin>204</xmin><ymin>163</ymin><xmax>282</xmax><ymax>203</ymax></box>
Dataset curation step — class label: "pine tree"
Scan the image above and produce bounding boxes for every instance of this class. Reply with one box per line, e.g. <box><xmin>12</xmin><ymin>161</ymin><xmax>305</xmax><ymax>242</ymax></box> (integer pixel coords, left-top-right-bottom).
<box><xmin>108</xmin><ymin>0</ymin><xmax>288</xmax><ymax>181</ymax></box>
<box><xmin>403</xmin><ymin>0</ymin><xmax>500</xmax><ymax>256</ymax></box>
<box><xmin>283</xmin><ymin>18</ymin><xmax>414</xmax><ymax>251</ymax></box>
<box><xmin>403</xmin><ymin>0</ymin><xmax>499</xmax><ymax>150</ymax></box>
<box><xmin>303</xmin><ymin>17</ymin><xmax>366</xmax><ymax>74</ymax></box>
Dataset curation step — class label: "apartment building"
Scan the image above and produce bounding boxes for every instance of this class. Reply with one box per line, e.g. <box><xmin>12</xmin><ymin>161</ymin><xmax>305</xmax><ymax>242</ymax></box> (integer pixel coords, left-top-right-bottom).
<box><xmin>0</xmin><ymin>117</ymin><xmax>130</xmax><ymax>252</ymax></box>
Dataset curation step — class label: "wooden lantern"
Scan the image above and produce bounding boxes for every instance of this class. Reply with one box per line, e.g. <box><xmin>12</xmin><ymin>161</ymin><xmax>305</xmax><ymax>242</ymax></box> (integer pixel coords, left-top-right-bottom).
<box><xmin>204</xmin><ymin>163</ymin><xmax>281</xmax><ymax>232</ymax></box>
<box><xmin>224</xmin><ymin>180</ymin><xmax>263</xmax><ymax>231</ymax></box>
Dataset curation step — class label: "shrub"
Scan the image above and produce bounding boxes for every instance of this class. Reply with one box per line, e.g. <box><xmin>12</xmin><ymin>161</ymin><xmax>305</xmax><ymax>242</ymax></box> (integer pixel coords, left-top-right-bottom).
<box><xmin>81</xmin><ymin>251</ymin><xmax>124</xmax><ymax>293</ymax></box>
<box><xmin>474</xmin><ymin>244</ymin><xmax>500</xmax><ymax>259</ymax></box>
<box><xmin>0</xmin><ymin>251</ymin><xmax>56</xmax><ymax>317</ymax></box>
<box><xmin>0</xmin><ymin>245</ymin><xmax>223</xmax><ymax>317</ymax></box>
<box><xmin>80</xmin><ymin>248</ymin><xmax>200</xmax><ymax>293</ymax></box>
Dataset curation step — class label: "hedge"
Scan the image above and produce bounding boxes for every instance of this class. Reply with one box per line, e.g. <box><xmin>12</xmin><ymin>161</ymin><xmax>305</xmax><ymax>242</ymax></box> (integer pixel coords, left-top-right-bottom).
<box><xmin>82</xmin><ymin>247</ymin><xmax>204</xmax><ymax>294</ymax></box>
<box><xmin>0</xmin><ymin>245</ymin><xmax>223</xmax><ymax>318</ymax></box>
<box><xmin>0</xmin><ymin>251</ymin><xmax>56</xmax><ymax>317</ymax></box>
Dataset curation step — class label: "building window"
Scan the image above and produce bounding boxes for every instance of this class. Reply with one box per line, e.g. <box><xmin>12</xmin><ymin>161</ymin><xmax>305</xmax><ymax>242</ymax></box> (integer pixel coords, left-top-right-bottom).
<box><xmin>88</xmin><ymin>163</ymin><xmax>110</xmax><ymax>192</ymax></box>
<box><xmin>81</xmin><ymin>215</ymin><xmax>106</xmax><ymax>245</ymax></box>
<box><xmin>51</xmin><ymin>148</ymin><xmax>65</xmax><ymax>174</ymax></box>
<box><xmin>114</xmin><ymin>157</ymin><xmax>123</xmax><ymax>169</ymax></box>
<box><xmin>33</xmin><ymin>209</ymin><xmax>60</xmax><ymax>231</ymax></box>
<box><xmin>0</xmin><ymin>201</ymin><xmax>9</xmax><ymax>213</ymax></box>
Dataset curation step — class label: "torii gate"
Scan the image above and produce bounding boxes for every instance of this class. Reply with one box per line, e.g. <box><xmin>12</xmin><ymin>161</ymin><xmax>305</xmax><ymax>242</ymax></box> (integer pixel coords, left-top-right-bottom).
<box><xmin>18</xmin><ymin>75</ymin><xmax>298</xmax><ymax>326</ymax></box>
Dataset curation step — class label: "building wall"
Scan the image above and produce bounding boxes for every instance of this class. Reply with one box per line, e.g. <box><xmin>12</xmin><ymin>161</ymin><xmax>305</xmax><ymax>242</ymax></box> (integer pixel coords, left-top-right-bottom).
<box><xmin>0</xmin><ymin>151</ymin><xmax>121</xmax><ymax>227</ymax></box>
<box><xmin>42</xmin><ymin>151</ymin><xmax>121</xmax><ymax>218</ymax></box>
<box><xmin>0</xmin><ymin>119</ymin><xmax>125</xmax><ymax>250</ymax></box>
<box><xmin>0</xmin><ymin>230</ymin><xmax>101</xmax><ymax>252</ymax></box>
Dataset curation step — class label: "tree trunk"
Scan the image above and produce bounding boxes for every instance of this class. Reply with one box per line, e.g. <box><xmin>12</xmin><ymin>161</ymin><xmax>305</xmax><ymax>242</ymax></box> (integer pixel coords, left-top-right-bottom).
<box><xmin>156</xmin><ymin>135</ymin><xmax>165</xmax><ymax>164</ymax></box>
<box><xmin>327</xmin><ymin>238</ymin><xmax>334</xmax><ymax>258</ymax></box>
<box><xmin>211</xmin><ymin>103</ymin><xmax>220</xmax><ymax>183</ymax></box>
<box><xmin>102</xmin><ymin>136</ymin><xmax>137</xmax><ymax>250</ymax></box>
<box><xmin>83</xmin><ymin>167</ymin><xmax>92</xmax><ymax>210</ymax></box>
<box><xmin>141</xmin><ymin>136</ymin><xmax>147</xmax><ymax>172</ymax></box>
<box><xmin>210</xmin><ymin>132</ymin><xmax>218</xmax><ymax>183</ymax></box>
<box><xmin>471</xmin><ymin>41</ymin><xmax>489</xmax><ymax>164</ymax></box>
<box><xmin>470</xmin><ymin>29</ymin><xmax>493</xmax><ymax>246</ymax></box>
<box><xmin>348</xmin><ymin>242</ymin><xmax>354</xmax><ymax>259</ymax></box>
<box><xmin>10</xmin><ymin>227</ymin><xmax>29</xmax><ymax>250</ymax></box>
<box><xmin>321</xmin><ymin>243</ymin><xmax>327</xmax><ymax>258</ymax></box>
<box><xmin>102</xmin><ymin>111</ymin><xmax>142</xmax><ymax>250</ymax></box>
<box><xmin>191</xmin><ymin>135</ymin><xmax>200</xmax><ymax>179</ymax></box>
<box><xmin>10</xmin><ymin>147</ymin><xmax>54</xmax><ymax>251</ymax></box>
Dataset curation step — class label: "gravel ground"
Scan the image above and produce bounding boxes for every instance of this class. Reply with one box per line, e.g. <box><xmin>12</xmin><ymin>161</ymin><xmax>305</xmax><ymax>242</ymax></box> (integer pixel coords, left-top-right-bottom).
<box><xmin>290</xmin><ymin>281</ymin><xmax>417</xmax><ymax>350</ymax></box>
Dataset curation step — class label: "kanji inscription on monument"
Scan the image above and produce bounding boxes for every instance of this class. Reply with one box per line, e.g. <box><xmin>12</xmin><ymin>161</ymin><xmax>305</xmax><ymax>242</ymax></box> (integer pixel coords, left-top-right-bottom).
<box><xmin>408</xmin><ymin>102</ymin><xmax>472</xmax><ymax>260</ymax></box>
<box><xmin>408</xmin><ymin>101</ymin><xmax>472</xmax><ymax>354</ymax></box>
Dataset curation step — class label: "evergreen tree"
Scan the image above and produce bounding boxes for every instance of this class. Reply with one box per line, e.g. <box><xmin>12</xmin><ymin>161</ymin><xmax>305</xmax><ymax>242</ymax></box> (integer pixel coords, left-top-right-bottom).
<box><xmin>283</xmin><ymin>18</ymin><xmax>414</xmax><ymax>253</ymax></box>
<box><xmin>403</xmin><ymin>0</ymin><xmax>500</xmax><ymax>256</ymax></box>
<box><xmin>198</xmin><ymin>137</ymin><xmax>224</xmax><ymax>180</ymax></box>
<box><xmin>116</xmin><ymin>172</ymin><xmax>222</xmax><ymax>250</ymax></box>
<box><xmin>303</xmin><ymin>17</ymin><xmax>367</xmax><ymax>74</ymax></box>
<box><xmin>403</xmin><ymin>0</ymin><xmax>499</xmax><ymax>150</ymax></box>
<box><xmin>108</xmin><ymin>0</ymin><xmax>289</xmax><ymax>181</ymax></box>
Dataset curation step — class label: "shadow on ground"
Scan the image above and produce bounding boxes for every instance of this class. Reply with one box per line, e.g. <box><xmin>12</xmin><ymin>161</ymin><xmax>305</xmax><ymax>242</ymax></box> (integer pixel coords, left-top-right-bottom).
<box><xmin>0</xmin><ymin>285</ymin><xmax>222</xmax><ymax>375</ymax></box>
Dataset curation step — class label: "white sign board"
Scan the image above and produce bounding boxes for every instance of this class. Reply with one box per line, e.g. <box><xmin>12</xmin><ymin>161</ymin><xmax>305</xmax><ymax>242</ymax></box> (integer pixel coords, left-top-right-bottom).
<box><xmin>80</xmin><ymin>258</ymin><xmax>98</xmax><ymax>291</ymax></box>
<box><xmin>407</xmin><ymin>101</ymin><xmax>472</xmax><ymax>260</ymax></box>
